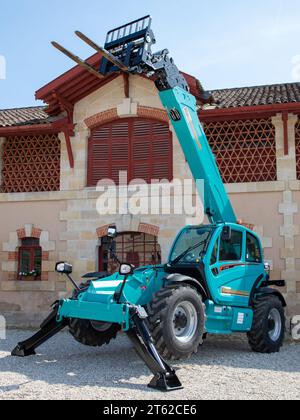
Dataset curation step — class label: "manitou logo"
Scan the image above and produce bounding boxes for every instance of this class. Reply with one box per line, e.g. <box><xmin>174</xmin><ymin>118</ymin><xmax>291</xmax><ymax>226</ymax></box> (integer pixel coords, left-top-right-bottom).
<box><xmin>291</xmin><ymin>316</ymin><xmax>300</xmax><ymax>340</ymax></box>
<box><xmin>0</xmin><ymin>55</ymin><xmax>6</xmax><ymax>80</ymax></box>
<box><xmin>292</xmin><ymin>55</ymin><xmax>300</xmax><ymax>82</ymax></box>
<box><xmin>0</xmin><ymin>316</ymin><xmax>6</xmax><ymax>340</ymax></box>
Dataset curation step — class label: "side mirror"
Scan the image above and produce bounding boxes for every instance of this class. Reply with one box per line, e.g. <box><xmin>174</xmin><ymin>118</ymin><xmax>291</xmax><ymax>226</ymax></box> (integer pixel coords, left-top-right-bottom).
<box><xmin>107</xmin><ymin>226</ymin><xmax>117</xmax><ymax>239</ymax></box>
<box><xmin>264</xmin><ymin>262</ymin><xmax>271</xmax><ymax>275</ymax></box>
<box><xmin>55</xmin><ymin>262</ymin><xmax>73</xmax><ymax>275</ymax></box>
<box><xmin>119</xmin><ymin>263</ymin><xmax>134</xmax><ymax>276</ymax></box>
<box><xmin>221</xmin><ymin>226</ymin><xmax>232</xmax><ymax>242</ymax></box>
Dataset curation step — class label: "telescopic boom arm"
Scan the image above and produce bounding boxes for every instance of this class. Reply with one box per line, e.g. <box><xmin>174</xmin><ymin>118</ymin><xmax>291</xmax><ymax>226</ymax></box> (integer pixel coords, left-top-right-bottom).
<box><xmin>52</xmin><ymin>16</ymin><xmax>236</xmax><ymax>224</ymax></box>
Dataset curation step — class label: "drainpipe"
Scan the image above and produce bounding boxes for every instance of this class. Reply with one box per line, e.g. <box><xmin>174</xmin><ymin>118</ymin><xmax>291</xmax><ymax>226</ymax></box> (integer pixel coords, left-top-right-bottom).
<box><xmin>282</xmin><ymin>112</ymin><xmax>289</xmax><ymax>156</ymax></box>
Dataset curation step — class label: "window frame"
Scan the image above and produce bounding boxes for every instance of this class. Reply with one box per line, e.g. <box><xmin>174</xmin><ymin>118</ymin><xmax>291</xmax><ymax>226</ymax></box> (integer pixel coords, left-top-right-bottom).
<box><xmin>218</xmin><ymin>229</ymin><xmax>244</xmax><ymax>262</ymax></box>
<box><xmin>210</xmin><ymin>236</ymin><xmax>220</xmax><ymax>266</ymax></box>
<box><xmin>246</xmin><ymin>232</ymin><xmax>263</xmax><ymax>264</ymax></box>
<box><xmin>18</xmin><ymin>238</ymin><xmax>42</xmax><ymax>281</ymax></box>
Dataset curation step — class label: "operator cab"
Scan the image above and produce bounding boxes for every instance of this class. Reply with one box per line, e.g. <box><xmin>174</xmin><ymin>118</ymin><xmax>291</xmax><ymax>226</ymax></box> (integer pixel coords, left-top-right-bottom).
<box><xmin>169</xmin><ymin>225</ymin><xmax>215</xmax><ymax>265</ymax></box>
<box><xmin>168</xmin><ymin>224</ymin><xmax>264</xmax><ymax>266</ymax></box>
<box><xmin>167</xmin><ymin>224</ymin><xmax>266</xmax><ymax>306</ymax></box>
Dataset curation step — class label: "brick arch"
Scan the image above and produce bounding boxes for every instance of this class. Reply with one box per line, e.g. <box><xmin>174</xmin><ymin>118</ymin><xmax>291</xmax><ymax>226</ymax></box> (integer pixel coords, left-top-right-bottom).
<box><xmin>84</xmin><ymin>106</ymin><xmax>169</xmax><ymax>130</ymax></box>
<box><xmin>85</xmin><ymin>109</ymin><xmax>119</xmax><ymax>130</ymax></box>
<box><xmin>2</xmin><ymin>224</ymin><xmax>55</xmax><ymax>281</ymax></box>
<box><xmin>96</xmin><ymin>222</ymin><xmax>160</xmax><ymax>239</ymax></box>
<box><xmin>137</xmin><ymin>106</ymin><xmax>169</xmax><ymax>124</ymax></box>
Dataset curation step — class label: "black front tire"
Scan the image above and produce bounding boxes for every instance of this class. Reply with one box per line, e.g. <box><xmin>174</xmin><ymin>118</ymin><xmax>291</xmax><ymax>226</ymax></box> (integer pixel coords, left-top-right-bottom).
<box><xmin>147</xmin><ymin>284</ymin><xmax>206</xmax><ymax>360</ymax></box>
<box><xmin>248</xmin><ymin>295</ymin><xmax>285</xmax><ymax>353</ymax></box>
<box><xmin>69</xmin><ymin>319</ymin><xmax>120</xmax><ymax>347</ymax></box>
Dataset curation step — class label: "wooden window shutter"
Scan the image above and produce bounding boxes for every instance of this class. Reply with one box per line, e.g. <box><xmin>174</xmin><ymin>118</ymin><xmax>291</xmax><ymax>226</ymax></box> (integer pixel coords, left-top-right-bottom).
<box><xmin>88</xmin><ymin>118</ymin><xmax>172</xmax><ymax>186</ymax></box>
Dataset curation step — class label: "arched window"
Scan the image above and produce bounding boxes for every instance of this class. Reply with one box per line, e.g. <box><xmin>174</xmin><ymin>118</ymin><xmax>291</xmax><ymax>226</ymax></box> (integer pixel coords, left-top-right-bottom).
<box><xmin>18</xmin><ymin>238</ymin><xmax>42</xmax><ymax>281</ymax></box>
<box><xmin>87</xmin><ymin>118</ymin><xmax>173</xmax><ymax>186</ymax></box>
<box><xmin>98</xmin><ymin>232</ymin><xmax>162</xmax><ymax>273</ymax></box>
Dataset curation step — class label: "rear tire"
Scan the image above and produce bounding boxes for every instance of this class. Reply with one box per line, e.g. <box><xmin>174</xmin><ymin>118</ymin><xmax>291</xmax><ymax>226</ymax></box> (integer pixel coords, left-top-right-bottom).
<box><xmin>147</xmin><ymin>284</ymin><xmax>205</xmax><ymax>360</ymax></box>
<box><xmin>248</xmin><ymin>295</ymin><xmax>285</xmax><ymax>353</ymax></box>
<box><xmin>69</xmin><ymin>319</ymin><xmax>120</xmax><ymax>347</ymax></box>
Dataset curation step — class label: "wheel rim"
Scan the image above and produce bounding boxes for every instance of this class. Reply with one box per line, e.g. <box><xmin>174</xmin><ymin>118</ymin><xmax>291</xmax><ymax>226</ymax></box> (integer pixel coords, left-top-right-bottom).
<box><xmin>268</xmin><ymin>308</ymin><xmax>282</xmax><ymax>342</ymax></box>
<box><xmin>172</xmin><ymin>301</ymin><xmax>198</xmax><ymax>344</ymax></box>
<box><xmin>90</xmin><ymin>321</ymin><xmax>112</xmax><ymax>332</ymax></box>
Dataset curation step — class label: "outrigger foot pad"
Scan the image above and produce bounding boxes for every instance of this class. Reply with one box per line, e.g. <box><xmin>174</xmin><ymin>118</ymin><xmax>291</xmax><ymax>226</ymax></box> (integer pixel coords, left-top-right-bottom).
<box><xmin>11</xmin><ymin>302</ymin><xmax>67</xmax><ymax>358</ymax></box>
<box><xmin>11</xmin><ymin>345</ymin><xmax>36</xmax><ymax>358</ymax></box>
<box><xmin>127</xmin><ymin>307</ymin><xmax>183</xmax><ymax>392</ymax></box>
<box><xmin>148</xmin><ymin>372</ymin><xmax>183</xmax><ymax>392</ymax></box>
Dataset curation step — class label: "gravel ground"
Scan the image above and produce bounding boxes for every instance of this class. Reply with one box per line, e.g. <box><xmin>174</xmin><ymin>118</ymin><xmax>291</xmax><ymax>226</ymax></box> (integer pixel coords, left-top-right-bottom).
<box><xmin>0</xmin><ymin>330</ymin><xmax>299</xmax><ymax>400</ymax></box>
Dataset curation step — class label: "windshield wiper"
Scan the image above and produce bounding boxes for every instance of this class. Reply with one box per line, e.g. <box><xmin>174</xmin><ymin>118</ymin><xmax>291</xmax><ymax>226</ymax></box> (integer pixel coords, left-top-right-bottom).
<box><xmin>170</xmin><ymin>240</ymin><xmax>207</xmax><ymax>266</ymax></box>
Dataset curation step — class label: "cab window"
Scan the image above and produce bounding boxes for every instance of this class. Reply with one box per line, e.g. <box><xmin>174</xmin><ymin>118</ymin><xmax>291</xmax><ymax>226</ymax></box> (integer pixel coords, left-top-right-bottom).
<box><xmin>246</xmin><ymin>233</ymin><xmax>262</xmax><ymax>263</ymax></box>
<box><xmin>210</xmin><ymin>238</ymin><xmax>219</xmax><ymax>265</ymax></box>
<box><xmin>219</xmin><ymin>230</ymin><xmax>243</xmax><ymax>261</ymax></box>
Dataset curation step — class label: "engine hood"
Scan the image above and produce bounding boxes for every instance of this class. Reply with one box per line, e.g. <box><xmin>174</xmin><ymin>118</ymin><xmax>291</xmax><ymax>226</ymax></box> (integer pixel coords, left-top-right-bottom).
<box><xmin>80</xmin><ymin>266</ymin><xmax>166</xmax><ymax>306</ymax></box>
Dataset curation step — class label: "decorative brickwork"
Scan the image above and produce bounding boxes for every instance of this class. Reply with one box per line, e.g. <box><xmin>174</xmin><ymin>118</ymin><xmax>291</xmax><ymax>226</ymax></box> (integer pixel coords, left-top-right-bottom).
<box><xmin>85</xmin><ymin>109</ymin><xmax>119</xmax><ymax>130</ymax></box>
<box><xmin>0</xmin><ymin>134</ymin><xmax>60</xmax><ymax>193</ymax></box>
<box><xmin>8</xmin><ymin>252</ymin><xmax>17</xmax><ymax>261</ymax></box>
<box><xmin>32</xmin><ymin>228</ymin><xmax>42</xmax><ymax>239</ymax></box>
<box><xmin>17</xmin><ymin>228</ymin><xmax>26</xmax><ymax>240</ymax></box>
<box><xmin>42</xmin><ymin>252</ymin><xmax>49</xmax><ymax>261</ymax></box>
<box><xmin>41</xmin><ymin>273</ymin><xmax>49</xmax><ymax>281</ymax></box>
<box><xmin>203</xmin><ymin>118</ymin><xmax>277</xmax><ymax>183</ymax></box>
<box><xmin>138</xmin><ymin>222</ymin><xmax>160</xmax><ymax>237</ymax></box>
<box><xmin>296</xmin><ymin>118</ymin><xmax>300</xmax><ymax>180</ymax></box>
<box><xmin>85</xmin><ymin>106</ymin><xmax>169</xmax><ymax>130</ymax></box>
<box><xmin>137</xmin><ymin>106</ymin><xmax>169</xmax><ymax>123</ymax></box>
<box><xmin>96</xmin><ymin>225</ymin><xmax>111</xmax><ymax>239</ymax></box>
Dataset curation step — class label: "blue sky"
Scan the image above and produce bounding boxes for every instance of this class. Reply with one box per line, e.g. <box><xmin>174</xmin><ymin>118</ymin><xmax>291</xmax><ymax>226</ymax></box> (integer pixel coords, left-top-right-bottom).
<box><xmin>0</xmin><ymin>0</ymin><xmax>299</xmax><ymax>109</ymax></box>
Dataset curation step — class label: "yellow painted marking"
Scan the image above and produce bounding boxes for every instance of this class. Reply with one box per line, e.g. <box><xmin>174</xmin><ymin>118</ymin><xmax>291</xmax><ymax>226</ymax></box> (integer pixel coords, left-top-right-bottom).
<box><xmin>183</xmin><ymin>107</ymin><xmax>202</xmax><ymax>150</ymax></box>
<box><xmin>221</xmin><ymin>287</ymin><xmax>249</xmax><ymax>297</ymax></box>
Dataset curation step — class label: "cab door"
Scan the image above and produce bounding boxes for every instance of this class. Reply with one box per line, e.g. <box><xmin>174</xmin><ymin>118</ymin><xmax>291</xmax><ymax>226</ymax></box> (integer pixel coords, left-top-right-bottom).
<box><xmin>244</xmin><ymin>232</ymin><xmax>265</xmax><ymax>293</ymax></box>
<box><xmin>209</xmin><ymin>228</ymin><xmax>249</xmax><ymax>307</ymax></box>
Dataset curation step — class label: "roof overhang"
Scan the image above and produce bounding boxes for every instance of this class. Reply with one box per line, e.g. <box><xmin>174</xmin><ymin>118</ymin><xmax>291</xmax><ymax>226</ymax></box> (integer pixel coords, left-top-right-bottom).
<box><xmin>0</xmin><ymin>117</ymin><xmax>75</xmax><ymax>168</ymax></box>
<box><xmin>0</xmin><ymin>123</ymin><xmax>58</xmax><ymax>137</ymax></box>
<box><xmin>35</xmin><ymin>52</ymin><xmax>203</xmax><ymax>116</ymax></box>
<box><xmin>200</xmin><ymin>102</ymin><xmax>300</xmax><ymax>122</ymax></box>
<box><xmin>36</xmin><ymin>53</ymin><xmax>120</xmax><ymax>116</ymax></box>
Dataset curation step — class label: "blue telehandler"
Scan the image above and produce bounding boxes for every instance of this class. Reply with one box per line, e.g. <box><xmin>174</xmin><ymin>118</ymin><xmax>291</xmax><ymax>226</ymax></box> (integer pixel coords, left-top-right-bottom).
<box><xmin>12</xmin><ymin>16</ymin><xmax>287</xmax><ymax>392</ymax></box>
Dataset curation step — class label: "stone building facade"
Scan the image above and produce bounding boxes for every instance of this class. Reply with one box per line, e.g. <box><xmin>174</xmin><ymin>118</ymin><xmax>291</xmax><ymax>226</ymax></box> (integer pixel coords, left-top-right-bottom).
<box><xmin>0</xmin><ymin>53</ymin><xmax>300</xmax><ymax>327</ymax></box>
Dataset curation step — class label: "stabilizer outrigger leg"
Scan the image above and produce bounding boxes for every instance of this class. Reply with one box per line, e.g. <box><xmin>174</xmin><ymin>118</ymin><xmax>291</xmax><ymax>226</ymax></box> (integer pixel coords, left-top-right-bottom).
<box><xmin>11</xmin><ymin>302</ymin><xmax>68</xmax><ymax>357</ymax></box>
<box><xmin>127</xmin><ymin>307</ymin><xmax>183</xmax><ymax>392</ymax></box>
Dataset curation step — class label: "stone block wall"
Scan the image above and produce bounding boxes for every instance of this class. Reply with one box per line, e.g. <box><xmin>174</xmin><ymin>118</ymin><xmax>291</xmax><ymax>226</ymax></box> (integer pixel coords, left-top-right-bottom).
<box><xmin>0</xmin><ymin>74</ymin><xmax>299</xmax><ymax>326</ymax></box>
